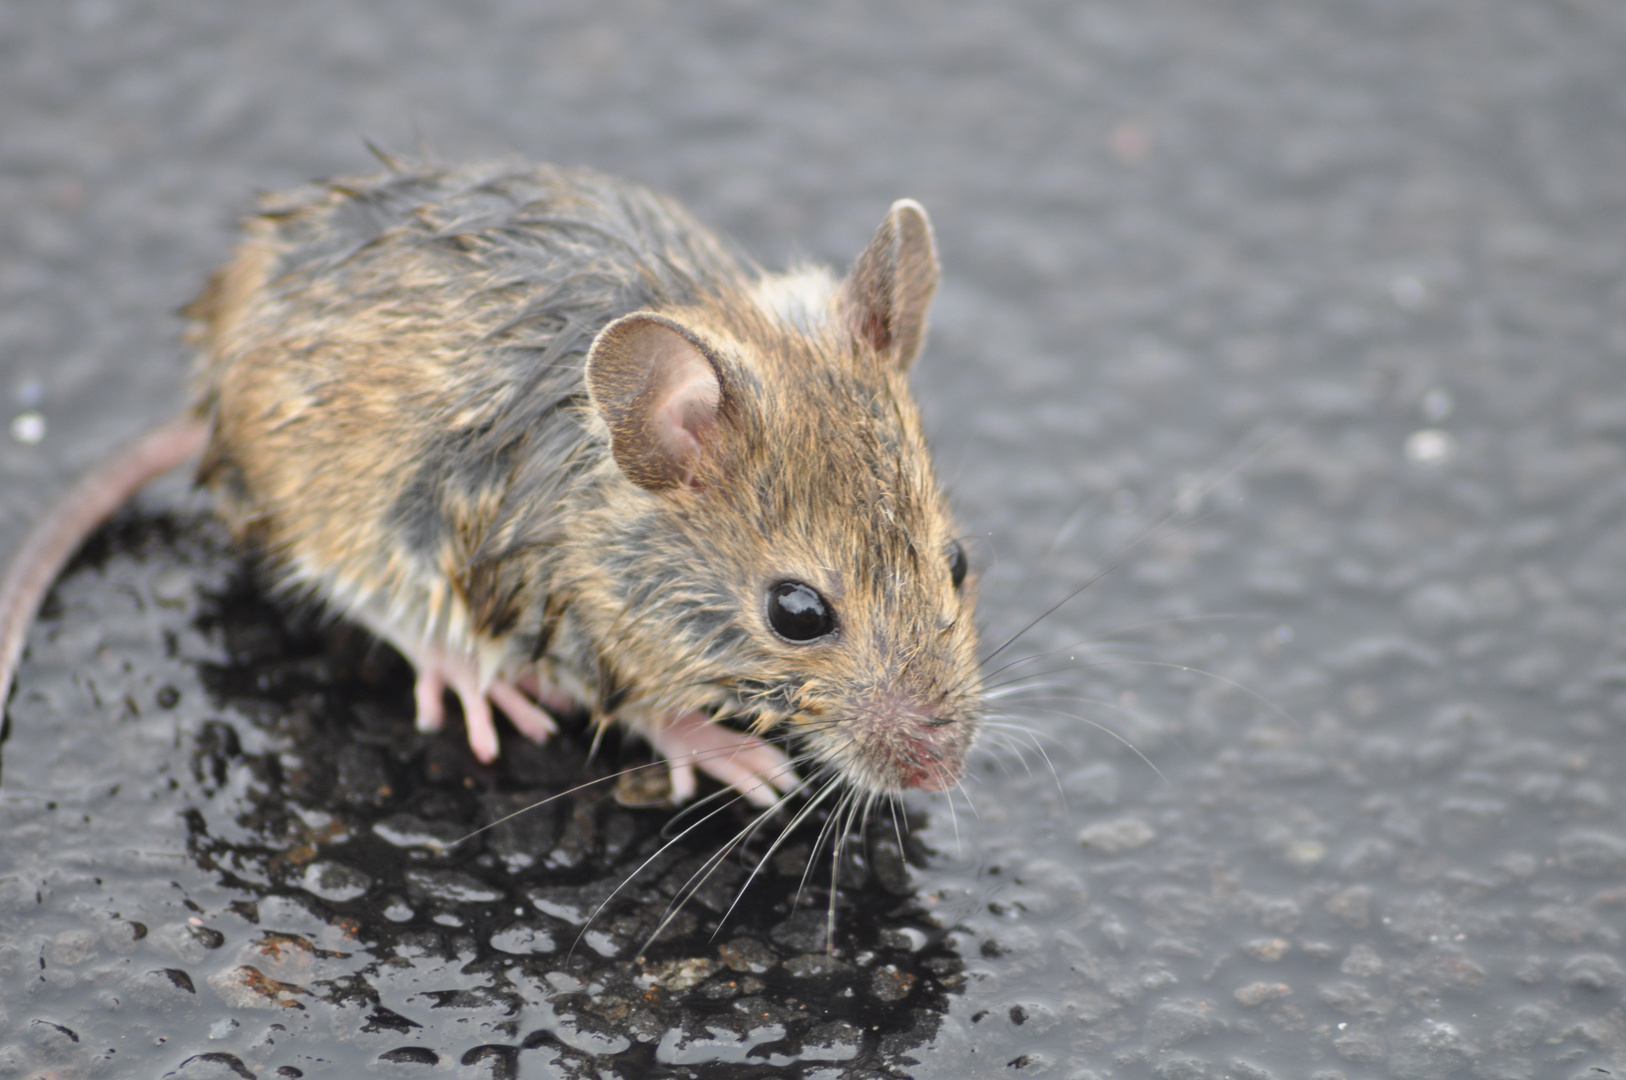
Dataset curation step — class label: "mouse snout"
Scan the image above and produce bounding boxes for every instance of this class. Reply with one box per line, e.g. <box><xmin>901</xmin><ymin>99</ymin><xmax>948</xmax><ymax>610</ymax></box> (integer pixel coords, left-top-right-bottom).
<box><xmin>850</xmin><ymin>689</ymin><xmax>976</xmax><ymax>794</ymax></box>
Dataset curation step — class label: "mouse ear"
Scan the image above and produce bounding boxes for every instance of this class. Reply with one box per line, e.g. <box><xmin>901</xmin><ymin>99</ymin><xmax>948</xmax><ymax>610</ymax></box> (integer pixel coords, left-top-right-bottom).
<box><xmin>585</xmin><ymin>313</ymin><xmax>728</xmax><ymax>492</ymax></box>
<box><xmin>838</xmin><ymin>198</ymin><xmax>939</xmax><ymax>371</ymax></box>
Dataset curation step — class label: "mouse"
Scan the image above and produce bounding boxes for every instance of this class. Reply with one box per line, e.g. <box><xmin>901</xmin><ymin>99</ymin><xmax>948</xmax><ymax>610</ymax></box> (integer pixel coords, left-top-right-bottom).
<box><xmin>0</xmin><ymin>157</ymin><xmax>983</xmax><ymax>810</ymax></box>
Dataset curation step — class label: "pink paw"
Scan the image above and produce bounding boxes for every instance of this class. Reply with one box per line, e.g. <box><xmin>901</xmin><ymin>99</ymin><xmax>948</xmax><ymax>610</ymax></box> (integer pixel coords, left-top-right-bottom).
<box><xmin>650</xmin><ymin>712</ymin><xmax>798</xmax><ymax>808</ymax></box>
<box><xmin>412</xmin><ymin>650</ymin><xmax>556</xmax><ymax>763</ymax></box>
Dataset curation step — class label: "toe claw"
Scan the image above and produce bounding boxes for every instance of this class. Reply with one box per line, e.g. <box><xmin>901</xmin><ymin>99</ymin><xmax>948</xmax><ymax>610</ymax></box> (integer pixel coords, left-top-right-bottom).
<box><xmin>458</xmin><ymin>687</ymin><xmax>500</xmax><ymax>763</ymax></box>
<box><xmin>668</xmin><ymin>760</ymin><xmax>698</xmax><ymax>804</ymax></box>
<box><xmin>414</xmin><ymin>669</ymin><xmax>446</xmax><ymax>733</ymax></box>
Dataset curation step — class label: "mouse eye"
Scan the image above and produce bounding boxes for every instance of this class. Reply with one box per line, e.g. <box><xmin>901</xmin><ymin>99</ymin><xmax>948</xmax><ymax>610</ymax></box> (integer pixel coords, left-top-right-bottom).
<box><xmin>766</xmin><ymin>581</ymin><xmax>836</xmax><ymax>642</ymax></box>
<box><xmin>948</xmin><ymin>540</ymin><xmax>968</xmax><ymax>589</ymax></box>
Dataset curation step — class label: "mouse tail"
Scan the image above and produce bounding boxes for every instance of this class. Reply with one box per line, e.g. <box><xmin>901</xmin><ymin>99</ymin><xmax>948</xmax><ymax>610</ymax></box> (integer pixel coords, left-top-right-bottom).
<box><xmin>0</xmin><ymin>414</ymin><xmax>210</xmax><ymax>710</ymax></box>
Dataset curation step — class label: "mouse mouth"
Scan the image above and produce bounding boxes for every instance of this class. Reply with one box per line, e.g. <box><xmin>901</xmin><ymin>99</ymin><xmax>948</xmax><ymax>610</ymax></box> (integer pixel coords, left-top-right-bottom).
<box><xmin>902</xmin><ymin>736</ymin><xmax>966</xmax><ymax>791</ymax></box>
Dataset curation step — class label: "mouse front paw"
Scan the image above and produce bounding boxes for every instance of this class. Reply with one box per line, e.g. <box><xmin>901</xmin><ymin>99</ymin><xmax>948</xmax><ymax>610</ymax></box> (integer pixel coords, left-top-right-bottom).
<box><xmin>650</xmin><ymin>712</ymin><xmax>799</xmax><ymax>809</ymax></box>
<box><xmin>411</xmin><ymin>651</ymin><xmax>557</xmax><ymax>763</ymax></box>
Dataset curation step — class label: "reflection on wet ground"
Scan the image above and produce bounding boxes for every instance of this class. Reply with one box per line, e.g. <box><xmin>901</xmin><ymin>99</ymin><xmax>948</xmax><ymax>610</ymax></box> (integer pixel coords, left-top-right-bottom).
<box><xmin>1</xmin><ymin>513</ymin><xmax>959</xmax><ymax>1077</ymax></box>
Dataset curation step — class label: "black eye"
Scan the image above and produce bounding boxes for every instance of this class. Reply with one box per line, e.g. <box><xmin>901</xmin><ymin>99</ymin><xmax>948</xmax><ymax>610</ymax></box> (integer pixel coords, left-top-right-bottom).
<box><xmin>948</xmin><ymin>540</ymin><xmax>968</xmax><ymax>589</ymax></box>
<box><xmin>767</xmin><ymin>581</ymin><xmax>836</xmax><ymax>642</ymax></box>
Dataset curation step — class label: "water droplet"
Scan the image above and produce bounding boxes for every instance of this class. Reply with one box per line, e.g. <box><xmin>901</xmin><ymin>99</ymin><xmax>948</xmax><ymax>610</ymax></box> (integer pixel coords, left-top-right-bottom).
<box><xmin>1405</xmin><ymin>428</ymin><xmax>1455</xmax><ymax>465</ymax></box>
<box><xmin>10</xmin><ymin>411</ymin><xmax>45</xmax><ymax>444</ymax></box>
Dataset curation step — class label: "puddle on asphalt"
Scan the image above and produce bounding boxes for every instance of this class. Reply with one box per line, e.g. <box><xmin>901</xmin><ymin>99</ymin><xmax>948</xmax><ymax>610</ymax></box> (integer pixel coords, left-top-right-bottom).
<box><xmin>0</xmin><ymin>511</ymin><xmax>960</xmax><ymax>1077</ymax></box>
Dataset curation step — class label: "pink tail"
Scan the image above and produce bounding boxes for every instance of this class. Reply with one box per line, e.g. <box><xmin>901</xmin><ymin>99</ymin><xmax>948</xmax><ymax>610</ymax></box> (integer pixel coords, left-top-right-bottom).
<box><xmin>0</xmin><ymin>415</ymin><xmax>210</xmax><ymax>707</ymax></box>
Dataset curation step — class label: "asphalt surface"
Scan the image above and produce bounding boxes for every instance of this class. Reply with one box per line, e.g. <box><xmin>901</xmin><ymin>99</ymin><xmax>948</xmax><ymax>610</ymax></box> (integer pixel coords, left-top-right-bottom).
<box><xmin>4</xmin><ymin>2</ymin><xmax>1626</xmax><ymax>1077</ymax></box>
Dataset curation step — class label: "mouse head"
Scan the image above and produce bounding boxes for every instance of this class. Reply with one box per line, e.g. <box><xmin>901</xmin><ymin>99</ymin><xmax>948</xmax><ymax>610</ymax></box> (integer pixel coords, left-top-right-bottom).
<box><xmin>583</xmin><ymin>199</ymin><xmax>981</xmax><ymax>797</ymax></box>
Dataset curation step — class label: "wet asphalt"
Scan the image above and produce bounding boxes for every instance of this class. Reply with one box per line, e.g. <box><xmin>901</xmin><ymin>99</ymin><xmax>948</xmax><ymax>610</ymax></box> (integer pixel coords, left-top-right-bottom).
<box><xmin>4</xmin><ymin>2</ymin><xmax>1626</xmax><ymax>1077</ymax></box>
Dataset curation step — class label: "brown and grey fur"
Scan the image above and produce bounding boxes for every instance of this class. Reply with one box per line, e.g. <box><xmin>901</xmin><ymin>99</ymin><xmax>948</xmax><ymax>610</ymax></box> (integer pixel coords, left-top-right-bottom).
<box><xmin>3</xmin><ymin>159</ymin><xmax>982</xmax><ymax>799</ymax></box>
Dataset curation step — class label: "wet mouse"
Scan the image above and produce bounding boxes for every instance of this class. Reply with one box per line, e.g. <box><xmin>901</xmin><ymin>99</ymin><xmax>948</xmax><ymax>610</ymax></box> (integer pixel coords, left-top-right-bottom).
<box><xmin>0</xmin><ymin>158</ymin><xmax>982</xmax><ymax>808</ymax></box>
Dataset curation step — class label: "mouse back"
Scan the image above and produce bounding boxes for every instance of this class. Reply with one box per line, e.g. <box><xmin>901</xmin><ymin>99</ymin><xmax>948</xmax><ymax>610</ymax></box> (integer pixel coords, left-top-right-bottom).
<box><xmin>187</xmin><ymin>163</ymin><xmax>751</xmax><ymax>661</ymax></box>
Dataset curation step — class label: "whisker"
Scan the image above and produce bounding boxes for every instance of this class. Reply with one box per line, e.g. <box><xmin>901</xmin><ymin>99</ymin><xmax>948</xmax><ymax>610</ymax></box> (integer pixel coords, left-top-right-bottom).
<box><xmin>573</xmin><ymin>788</ymin><xmax>763</xmax><ymax>960</ymax></box>
<box><xmin>942</xmin><ymin>772</ymin><xmax>963</xmax><ymax>856</ymax></box>
<box><xmin>1074</xmin><ymin>657</ymin><xmax>1301</xmax><ymax>728</ymax></box>
<box><xmin>979</xmin><ymin>640</ymin><xmax>1139</xmax><ymax>685</ymax></box>
<box><xmin>452</xmin><ymin>722</ymin><xmax>815</xmax><ymax>848</ymax></box>
<box><xmin>1002</xmin><ymin>699</ymin><xmax>1169</xmax><ymax>783</ymax></box>
<box><xmin>981</xmin><ymin>423</ymin><xmax>1292</xmax><ymax>668</ymax></box>
<box><xmin>1017</xmin><ymin>726</ymin><xmax>1064</xmax><ymax>805</ymax></box>
<box><xmin>452</xmin><ymin>762</ymin><xmax>660</xmax><ymax>845</ymax></box>
<box><xmin>983</xmin><ymin>680</ymin><xmax>1079</xmax><ymax>701</ymax></box>
<box><xmin>975</xmin><ymin>720</ymin><xmax>1071</xmax><ymax>767</ymax></box>
<box><xmin>715</xmin><ymin>772</ymin><xmax>846</xmax><ymax>930</ymax></box>
<box><xmin>800</xmin><ymin>781</ymin><xmax>857</xmax><ymax>910</ymax></box>
<box><xmin>994</xmin><ymin>493</ymin><xmax>1103</xmax><ymax>646</ymax></box>
<box><xmin>978</xmin><ymin>609</ymin><xmax>1275</xmax><ymax>689</ymax></box>
<box><xmin>982</xmin><ymin>665</ymin><xmax>1110</xmax><ymax>694</ymax></box>
<box><xmin>633</xmin><ymin>761</ymin><xmax>838</xmax><ymax>954</ymax></box>
<box><xmin>824</xmin><ymin>793</ymin><xmax>855</xmax><ymax>951</ymax></box>
<box><xmin>799</xmin><ymin>789</ymin><xmax>844</xmax><ymax>903</ymax></box>
<box><xmin>640</xmin><ymin>773</ymin><xmax>827</xmax><ymax>951</ymax></box>
<box><xmin>571</xmin><ymin>751</ymin><xmax>832</xmax><ymax>958</ymax></box>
